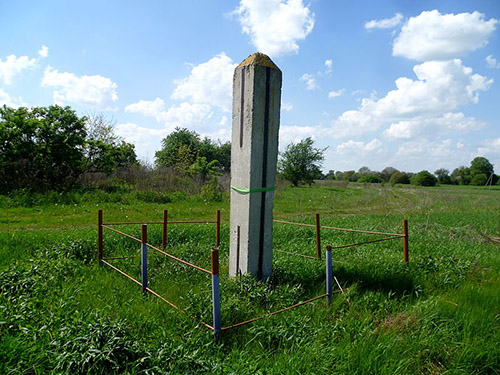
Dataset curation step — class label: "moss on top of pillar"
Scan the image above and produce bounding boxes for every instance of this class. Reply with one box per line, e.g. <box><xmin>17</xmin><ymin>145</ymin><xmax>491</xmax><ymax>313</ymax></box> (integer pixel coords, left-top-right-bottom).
<box><xmin>238</xmin><ymin>53</ymin><xmax>280</xmax><ymax>70</ymax></box>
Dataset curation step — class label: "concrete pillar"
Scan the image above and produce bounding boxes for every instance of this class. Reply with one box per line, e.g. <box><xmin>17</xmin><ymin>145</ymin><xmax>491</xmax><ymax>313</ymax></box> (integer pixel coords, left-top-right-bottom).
<box><xmin>229</xmin><ymin>53</ymin><xmax>282</xmax><ymax>280</ymax></box>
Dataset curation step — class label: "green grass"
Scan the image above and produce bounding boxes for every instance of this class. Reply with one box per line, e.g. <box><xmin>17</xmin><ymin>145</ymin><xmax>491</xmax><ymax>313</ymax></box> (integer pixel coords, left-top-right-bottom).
<box><xmin>1</xmin><ymin>183</ymin><xmax>499</xmax><ymax>374</ymax></box>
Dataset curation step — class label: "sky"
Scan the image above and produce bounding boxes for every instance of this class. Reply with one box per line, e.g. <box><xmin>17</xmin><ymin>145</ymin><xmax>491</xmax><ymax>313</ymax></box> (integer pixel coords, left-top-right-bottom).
<box><xmin>1</xmin><ymin>0</ymin><xmax>499</xmax><ymax>174</ymax></box>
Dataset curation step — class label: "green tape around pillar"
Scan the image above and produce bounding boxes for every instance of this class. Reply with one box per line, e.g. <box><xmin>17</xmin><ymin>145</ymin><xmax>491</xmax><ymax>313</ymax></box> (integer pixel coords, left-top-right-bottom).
<box><xmin>231</xmin><ymin>186</ymin><xmax>276</xmax><ymax>194</ymax></box>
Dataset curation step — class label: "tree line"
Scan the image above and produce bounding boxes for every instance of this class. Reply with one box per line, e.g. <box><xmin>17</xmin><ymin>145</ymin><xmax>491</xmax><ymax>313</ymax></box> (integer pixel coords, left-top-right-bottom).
<box><xmin>279</xmin><ymin>138</ymin><xmax>498</xmax><ymax>187</ymax></box>
<box><xmin>0</xmin><ymin>105</ymin><xmax>231</xmax><ymax>194</ymax></box>
<box><xmin>1</xmin><ymin>105</ymin><xmax>497</xmax><ymax>194</ymax></box>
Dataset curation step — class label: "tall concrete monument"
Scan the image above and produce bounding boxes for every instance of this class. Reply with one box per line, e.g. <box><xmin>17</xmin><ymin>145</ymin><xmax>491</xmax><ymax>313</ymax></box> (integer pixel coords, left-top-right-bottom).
<box><xmin>229</xmin><ymin>53</ymin><xmax>282</xmax><ymax>280</ymax></box>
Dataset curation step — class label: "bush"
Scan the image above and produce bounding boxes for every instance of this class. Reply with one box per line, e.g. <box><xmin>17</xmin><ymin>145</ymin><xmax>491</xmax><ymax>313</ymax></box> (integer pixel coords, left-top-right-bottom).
<box><xmin>200</xmin><ymin>177</ymin><xmax>223</xmax><ymax>202</ymax></box>
<box><xmin>470</xmin><ymin>173</ymin><xmax>488</xmax><ymax>186</ymax></box>
<box><xmin>411</xmin><ymin>170</ymin><xmax>438</xmax><ymax>186</ymax></box>
<box><xmin>389</xmin><ymin>171</ymin><xmax>410</xmax><ymax>185</ymax></box>
<box><xmin>358</xmin><ymin>174</ymin><xmax>383</xmax><ymax>183</ymax></box>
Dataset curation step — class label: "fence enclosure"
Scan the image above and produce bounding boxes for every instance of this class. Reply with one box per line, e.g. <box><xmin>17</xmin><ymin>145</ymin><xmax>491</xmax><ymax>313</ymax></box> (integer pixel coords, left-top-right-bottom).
<box><xmin>97</xmin><ymin>210</ymin><xmax>409</xmax><ymax>335</ymax></box>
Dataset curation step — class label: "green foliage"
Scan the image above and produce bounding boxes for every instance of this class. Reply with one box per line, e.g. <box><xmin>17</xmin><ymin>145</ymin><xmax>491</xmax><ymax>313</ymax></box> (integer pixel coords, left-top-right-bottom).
<box><xmin>451</xmin><ymin>166</ymin><xmax>471</xmax><ymax>185</ymax></box>
<box><xmin>155</xmin><ymin>127</ymin><xmax>230</xmax><ymax>173</ymax></box>
<box><xmin>84</xmin><ymin>112</ymin><xmax>138</xmax><ymax>174</ymax></box>
<box><xmin>1</xmin><ymin>184</ymin><xmax>500</xmax><ymax>373</ymax></box>
<box><xmin>358</xmin><ymin>174</ymin><xmax>383</xmax><ymax>183</ymax></box>
<box><xmin>434</xmin><ymin>168</ymin><xmax>452</xmax><ymax>185</ymax></box>
<box><xmin>470</xmin><ymin>157</ymin><xmax>494</xmax><ymax>178</ymax></box>
<box><xmin>200</xmin><ymin>176</ymin><xmax>223</xmax><ymax>202</ymax></box>
<box><xmin>279</xmin><ymin>137</ymin><xmax>326</xmax><ymax>186</ymax></box>
<box><xmin>389</xmin><ymin>171</ymin><xmax>410</xmax><ymax>184</ymax></box>
<box><xmin>0</xmin><ymin>105</ymin><xmax>87</xmax><ymax>192</ymax></box>
<box><xmin>411</xmin><ymin>170</ymin><xmax>438</xmax><ymax>186</ymax></box>
<box><xmin>470</xmin><ymin>173</ymin><xmax>488</xmax><ymax>186</ymax></box>
<box><xmin>188</xmin><ymin>156</ymin><xmax>221</xmax><ymax>181</ymax></box>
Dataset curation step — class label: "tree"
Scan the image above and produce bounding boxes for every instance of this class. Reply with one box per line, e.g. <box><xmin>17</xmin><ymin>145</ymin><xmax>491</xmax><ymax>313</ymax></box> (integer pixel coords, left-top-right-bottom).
<box><xmin>434</xmin><ymin>168</ymin><xmax>451</xmax><ymax>185</ymax></box>
<box><xmin>278</xmin><ymin>138</ymin><xmax>326</xmax><ymax>186</ymax></box>
<box><xmin>451</xmin><ymin>166</ymin><xmax>471</xmax><ymax>185</ymax></box>
<box><xmin>470</xmin><ymin>157</ymin><xmax>494</xmax><ymax>181</ymax></box>
<box><xmin>389</xmin><ymin>171</ymin><xmax>410</xmax><ymax>184</ymax></box>
<box><xmin>155</xmin><ymin>127</ymin><xmax>201</xmax><ymax>168</ymax></box>
<box><xmin>0</xmin><ymin>105</ymin><xmax>87</xmax><ymax>192</ymax></box>
<box><xmin>411</xmin><ymin>170</ymin><xmax>438</xmax><ymax>186</ymax></box>
<box><xmin>470</xmin><ymin>173</ymin><xmax>488</xmax><ymax>186</ymax></box>
<box><xmin>381</xmin><ymin>167</ymin><xmax>398</xmax><ymax>182</ymax></box>
<box><xmin>154</xmin><ymin>127</ymin><xmax>230</xmax><ymax>173</ymax></box>
<box><xmin>358</xmin><ymin>174</ymin><xmax>383</xmax><ymax>183</ymax></box>
<box><xmin>84</xmin><ymin>112</ymin><xmax>138</xmax><ymax>174</ymax></box>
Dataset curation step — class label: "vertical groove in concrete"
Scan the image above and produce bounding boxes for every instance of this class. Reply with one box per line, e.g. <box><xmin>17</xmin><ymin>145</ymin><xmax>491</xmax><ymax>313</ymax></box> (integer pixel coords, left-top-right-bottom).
<box><xmin>229</xmin><ymin>53</ymin><xmax>282</xmax><ymax>280</ymax></box>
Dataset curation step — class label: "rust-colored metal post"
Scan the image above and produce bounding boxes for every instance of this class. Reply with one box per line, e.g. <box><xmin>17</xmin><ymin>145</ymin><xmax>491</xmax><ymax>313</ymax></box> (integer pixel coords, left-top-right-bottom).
<box><xmin>211</xmin><ymin>248</ymin><xmax>221</xmax><ymax>335</ymax></box>
<box><xmin>216</xmin><ymin>210</ymin><xmax>221</xmax><ymax>248</ymax></box>
<box><xmin>162</xmin><ymin>210</ymin><xmax>168</xmax><ymax>249</ymax></box>
<box><xmin>403</xmin><ymin>219</ymin><xmax>409</xmax><ymax>264</ymax></box>
<box><xmin>98</xmin><ymin>209</ymin><xmax>103</xmax><ymax>264</ymax></box>
<box><xmin>141</xmin><ymin>224</ymin><xmax>148</xmax><ymax>293</ymax></box>
<box><xmin>315</xmin><ymin>213</ymin><xmax>321</xmax><ymax>259</ymax></box>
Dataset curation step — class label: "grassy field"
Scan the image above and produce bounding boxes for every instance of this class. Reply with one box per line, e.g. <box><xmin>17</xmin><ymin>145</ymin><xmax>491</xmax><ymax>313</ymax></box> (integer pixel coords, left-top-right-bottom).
<box><xmin>1</xmin><ymin>183</ymin><xmax>499</xmax><ymax>374</ymax></box>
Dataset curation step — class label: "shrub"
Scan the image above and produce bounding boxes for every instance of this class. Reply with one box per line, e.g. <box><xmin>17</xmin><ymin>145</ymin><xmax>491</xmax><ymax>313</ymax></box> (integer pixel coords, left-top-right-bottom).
<box><xmin>200</xmin><ymin>177</ymin><xmax>223</xmax><ymax>202</ymax></box>
<box><xmin>358</xmin><ymin>174</ymin><xmax>383</xmax><ymax>183</ymax></box>
<box><xmin>411</xmin><ymin>170</ymin><xmax>438</xmax><ymax>186</ymax></box>
<box><xmin>470</xmin><ymin>173</ymin><xmax>488</xmax><ymax>186</ymax></box>
<box><xmin>389</xmin><ymin>171</ymin><xmax>410</xmax><ymax>185</ymax></box>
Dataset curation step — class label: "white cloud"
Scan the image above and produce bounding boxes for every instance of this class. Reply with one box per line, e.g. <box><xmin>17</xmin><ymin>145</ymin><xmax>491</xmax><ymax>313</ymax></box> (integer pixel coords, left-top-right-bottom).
<box><xmin>41</xmin><ymin>66</ymin><xmax>118</xmax><ymax>110</ymax></box>
<box><xmin>281</xmin><ymin>101</ymin><xmax>293</xmax><ymax>111</ymax></box>
<box><xmin>0</xmin><ymin>88</ymin><xmax>26</xmax><ymax>107</ymax></box>
<box><xmin>126</xmin><ymin>98</ymin><xmax>213</xmax><ymax>132</ymax></box>
<box><xmin>325</xmin><ymin>59</ymin><xmax>333</xmax><ymax>73</ymax></box>
<box><xmin>486</xmin><ymin>55</ymin><xmax>500</xmax><ymax>69</ymax></box>
<box><xmin>383</xmin><ymin>112</ymin><xmax>484</xmax><ymax>140</ymax></box>
<box><xmin>331</xmin><ymin>59</ymin><xmax>492</xmax><ymax>138</ymax></box>
<box><xmin>396</xmin><ymin>138</ymin><xmax>465</xmax><ymax>159</ymax></box>
<box><xmin>0</xmin><ymin>46</ymin><xmax>48</xmax><ymax>85</ymax></box>
<box><xmin>115</xmin><ymin>122</ymin><xmax>168</xmax><ymax>162</ymax></box>
<box><xmin>171</xmin><ymin>53</ymin><xmax>236</xmax><ymax>112</ymax></box>
<box><xmin>233</xmin><ymin>0</ymin><xmax>315</xmax><ymax>57</ymax></box>
<box><xmin>365</xmin><ymin>13</ymin><xmax>403</xmax><ymax>30</ymax></box>
<box><xmin>0</xmin><ymin>54</ymin><xmax>37</xmax><ymax>85</ymax></box>
<box><xmin>336</xmin><ymin>139</ymin><xmax>382</xmax><ymax>154</ymax></box>
<box><xmin>393</xmin><ymin>10</ymin><xmax>498</xmax><ymax>61</ymax></box>
<box><xmin>279</xmin><ymin>125</ymin><xmax>322</xmax><ymax>149</ymax></box>
<box><xmin>476</xmin><ymin>138</ymin><xmax>500</xmax><ymax>159</ymax></box>
<box><xmin>328</xmin><ymin>89</ymin><xmax>345</xmax><ymax>98</ymax></box>
<box><xmin>38</xmin><ymin>45</ymin><xmax>49</xmax><ymax>58</ymax></box>
<box><xmin>300</xmin><ymin>73</ymin><xmax>319</xmax><ymax>90</ymax></box>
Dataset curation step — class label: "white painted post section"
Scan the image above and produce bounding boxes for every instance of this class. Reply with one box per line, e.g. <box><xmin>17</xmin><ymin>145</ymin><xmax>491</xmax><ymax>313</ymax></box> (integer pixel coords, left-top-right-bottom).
<box><xmin>229</xmin><ymin>53</ymin><xmax>282</xmax><ymax>280</ymax></box>
<box><xmin>326</xmin><ymin>246</ymin><xmax>332</xmax><ymax>305</ymax></box>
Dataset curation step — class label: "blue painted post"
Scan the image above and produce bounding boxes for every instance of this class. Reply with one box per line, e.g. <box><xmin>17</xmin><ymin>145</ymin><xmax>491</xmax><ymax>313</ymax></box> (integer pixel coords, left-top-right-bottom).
<box><xmin>326</xmin><ymin>245</ymin><xmax>332</xmax><ymax>305</ymax></box>
<box><xmin>211</xmin><ymin>248</ymin><xmax>221</xmax><ymax>335</ymax></box>
<box><xmin>141</xmin><ymin>224</ymin><xmax>148</xmax><ymax>294</ymax></box>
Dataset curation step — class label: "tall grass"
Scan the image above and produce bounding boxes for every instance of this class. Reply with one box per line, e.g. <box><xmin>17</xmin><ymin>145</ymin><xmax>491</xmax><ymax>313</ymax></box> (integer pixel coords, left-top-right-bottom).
<box><xmin>1</xmin><ymin>183</ymin><xmax>499</xmax><ymax>374</ymax></box>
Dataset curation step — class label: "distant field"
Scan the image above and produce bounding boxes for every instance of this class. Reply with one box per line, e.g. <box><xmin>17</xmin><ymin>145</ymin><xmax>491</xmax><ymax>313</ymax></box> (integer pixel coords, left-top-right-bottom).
<box><xmin>1</xmin><ymin>183</ymin><xmax>499</xmax><ymax>374</ymax></box>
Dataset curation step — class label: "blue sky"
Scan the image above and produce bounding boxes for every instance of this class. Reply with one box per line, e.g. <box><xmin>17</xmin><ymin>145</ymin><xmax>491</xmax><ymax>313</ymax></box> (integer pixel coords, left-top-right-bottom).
<box><xmin>1</xmin><ymin>0</ymin><xmax>499</xmax><ymax>173</ymax></box>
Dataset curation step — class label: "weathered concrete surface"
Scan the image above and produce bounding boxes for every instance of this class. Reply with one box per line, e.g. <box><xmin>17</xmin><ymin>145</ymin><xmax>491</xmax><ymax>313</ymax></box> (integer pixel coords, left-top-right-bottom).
<box><xmin>229</xmin><ymin>53</ymin><xmax>282</xmax><ymax>280</ymax></box>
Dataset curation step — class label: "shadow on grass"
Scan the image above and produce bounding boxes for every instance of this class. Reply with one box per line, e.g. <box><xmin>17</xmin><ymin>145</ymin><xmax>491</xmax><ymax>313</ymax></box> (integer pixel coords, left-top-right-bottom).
<box><xmin>271</xmin><ymin>255</ymin><xmax>416</xmax><ymax>297</ymax></box>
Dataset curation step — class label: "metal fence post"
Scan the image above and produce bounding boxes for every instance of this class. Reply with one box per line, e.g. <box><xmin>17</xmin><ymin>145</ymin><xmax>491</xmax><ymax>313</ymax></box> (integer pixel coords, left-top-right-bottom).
<box><xmin>403</xmin><ymin>219</ymin><xmax>409</xmax><ymax>264</ymax></box>
<box><xmin>162</xmin><ymin>210</ymin><xmax>168</xmax><ymax>250</ymax></box>
<box><xmin>326</xmin><ymin>245</ymin><xmax>332</xmax><ymax>305</ymax></box>
<box><xmin>315</xmin><ymin>213</ymin><xmax>321</xmax><ymax>259</ymax></box>
<box><xmin>98</xmin><ymin>210</ymin><xmax>103</xmax><ymax>264</ymax></box>
<box><xmin>142</xmin><ymin>224</ymin><xmax>148</xmax><ymax>293</ymax></box>
<box><xmin>211</xmin><ymin>248</ymin><xmax>221</xmax><ymax>335</ymax></box>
